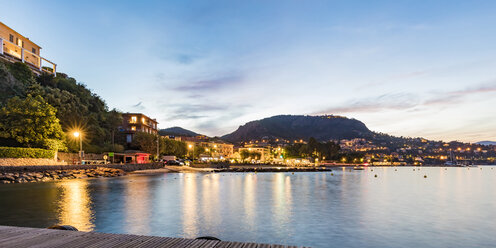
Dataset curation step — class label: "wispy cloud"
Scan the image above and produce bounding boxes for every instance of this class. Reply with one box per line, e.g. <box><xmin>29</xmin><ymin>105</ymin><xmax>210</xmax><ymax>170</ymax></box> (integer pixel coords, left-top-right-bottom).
<box><xmin>317</xmin><ymin>81</ymin><xmax>496</xmax><ymax>115</ymax></box>
<box><xmin>315</xmin><ymin>93</ymin><xmax>419</xmax><ymax>114</ymax></box>
<box><xmin>130</xmin><ymin>101</ymin><xmax>145</xmax><ymax>111</ymax></box>
<box><xmin>173</xmin><ymin>75</ymin><xmax>243</xmax><ymax>92</ymax></box>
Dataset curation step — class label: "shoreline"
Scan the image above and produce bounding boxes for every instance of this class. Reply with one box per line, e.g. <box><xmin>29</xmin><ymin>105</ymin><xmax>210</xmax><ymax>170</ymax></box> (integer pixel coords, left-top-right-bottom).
<box><xmin>0</xmin><ymin>163</ymin><xmax>491</xmax><ymax>184</ymax></box>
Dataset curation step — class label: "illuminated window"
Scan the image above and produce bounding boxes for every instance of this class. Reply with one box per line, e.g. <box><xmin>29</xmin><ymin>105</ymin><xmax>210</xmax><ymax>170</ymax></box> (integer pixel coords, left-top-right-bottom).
<box><xmin>142</xmin><ymin>117</ymin><xmax>146</xmax><ymax>124</ymax></box>
<box><xmin>131</xmin><ymin>126</ymin><xmax>136</xmax><ymax>131</ymax></box>
<box><xmin>131</xmin><ymin>116</ymin><xmax>137</xmax><ymax>123</ymax></box>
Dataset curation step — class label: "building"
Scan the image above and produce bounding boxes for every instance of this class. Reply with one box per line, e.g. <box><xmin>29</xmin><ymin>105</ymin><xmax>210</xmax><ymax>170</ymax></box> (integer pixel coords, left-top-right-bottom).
<box><xmin>0</xmin><ymin>21</ymin><xmax>56</xmax><ymax>74</ymax></box>
<box><xmin>237</xmin><ymin>146</ymin><xmax>272</xmax><ymax>163</ymax></box>
<box><xmin>173</xmin><ymin>136</ymin><xmax>233</xmax><ymax>160</ymax></box>
<box><xmin>120</xmin><ymin>113</ymin><xmax>158</xmax><ymax>143</ymax></box>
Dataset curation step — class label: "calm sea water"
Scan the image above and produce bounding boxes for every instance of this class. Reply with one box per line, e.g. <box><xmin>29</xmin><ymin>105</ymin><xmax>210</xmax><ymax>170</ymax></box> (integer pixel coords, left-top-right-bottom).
<box><xmin>0</xmin><ymin>167</ymin><xmax>495</xmax><ymax>247</ymax></box>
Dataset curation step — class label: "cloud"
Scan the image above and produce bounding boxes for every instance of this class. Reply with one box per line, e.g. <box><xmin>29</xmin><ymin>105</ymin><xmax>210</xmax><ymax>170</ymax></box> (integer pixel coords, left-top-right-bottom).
<box><xmin>130</xmin><ymin>101</ymin><xmax>145</xmax><ymax>111</ymax></box>
<box><xmin>315</xmin><ymin>93</ymin><xmax>419</xmax><ymax>114</ymax></box>
<box><xmin>173</xmin><ymin>75</ymin><xmax>243</xmax><ymax>92</ymax></box>
<box><xmin>424</xmin><ymin>82</ymin><xmax>496</xmax><ymax>106</ymax></box>
<box><xmin>317</xmin><ymin>81</ymin><xmax>496</xmax><ymax>115</ymax></box>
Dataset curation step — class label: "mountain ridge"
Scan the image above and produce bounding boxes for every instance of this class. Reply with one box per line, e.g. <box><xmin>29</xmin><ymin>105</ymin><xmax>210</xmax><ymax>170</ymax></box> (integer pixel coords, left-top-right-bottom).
<box><xmin>159</xmin><ymin>126</ymin><xmax>200</xmax><ymax>137</ymax></box>
<box><xmin>221</xmin><ymin>115</ymin><xmax>373</xmax><ymax>143</ymax></box>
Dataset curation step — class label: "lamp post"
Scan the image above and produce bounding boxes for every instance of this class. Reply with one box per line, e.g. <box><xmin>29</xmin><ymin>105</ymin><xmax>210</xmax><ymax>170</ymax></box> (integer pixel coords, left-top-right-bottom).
<box><xmin>188</xmin><ymin>144</ymin><xmax>194</xmax><ymax>161</ymax></box>
<box><xmin>73</xmin><ymin>131</ymin><xmax>83</xmax><ymax>164</ymax></box>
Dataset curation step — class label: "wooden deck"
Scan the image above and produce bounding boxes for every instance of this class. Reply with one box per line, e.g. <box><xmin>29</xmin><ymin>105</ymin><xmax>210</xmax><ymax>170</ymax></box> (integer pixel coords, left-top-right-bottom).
<box><xmin>0</xmin><ymin>225</ymin><xmax>305</xmax><ymax>248</ymax></box>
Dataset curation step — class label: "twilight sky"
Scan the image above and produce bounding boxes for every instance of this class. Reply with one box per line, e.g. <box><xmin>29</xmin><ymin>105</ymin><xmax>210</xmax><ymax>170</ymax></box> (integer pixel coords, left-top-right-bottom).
<box><xmin>2</xmin><ymin>0</ymin><xmax>496</xmax><ymax>142</ymax></box>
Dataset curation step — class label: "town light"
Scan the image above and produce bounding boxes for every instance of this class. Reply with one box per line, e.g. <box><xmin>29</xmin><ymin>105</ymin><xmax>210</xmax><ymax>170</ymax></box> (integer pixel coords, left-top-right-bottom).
<box><xmin>188</xmin><ymin>144</ymin><xmax>193</xmax><ymax>149</ymax></box>
<box><xmin>73</xmin><ymin>130</ymin><xmax>83</xmax><ymax>164</ymax></box>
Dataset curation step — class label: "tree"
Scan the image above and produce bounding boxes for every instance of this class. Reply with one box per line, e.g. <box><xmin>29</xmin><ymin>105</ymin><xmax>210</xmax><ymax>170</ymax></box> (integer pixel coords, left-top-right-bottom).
<box><xmin>240</xmin><ymin>149</ymin><xmax>251</xmax><ymax>160</ymax></box>
<box><xmin>131</xmin><ymin>132</ymin><xmax>157</xmax><ymax>155</ymax></box>
<box><xmin>0</xmin><ymin>95</ymin><xmax>65</xmax><ymax>150</ymax></box>
<box><xmin>160</xmin><ymin>138</ymin><xmax>187</xmax><ymax>158</ymax></box>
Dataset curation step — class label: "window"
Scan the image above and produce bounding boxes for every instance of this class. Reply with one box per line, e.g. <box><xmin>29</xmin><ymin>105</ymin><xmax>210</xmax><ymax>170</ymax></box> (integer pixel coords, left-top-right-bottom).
<box><xmin>9</xmin><ymin>34</ymin><xmax>13</xmax><ymax>42</ymax></box>
<box><xmin>142</xmin><ymin>117</ymin><xmax>146</xmax><ymax>124</ymax></box>
<box><xmin>131</xmin><ymin>126</ymin><xmax>136</xmax><ymax>131</ymax></box>
<box><xmin>130</xmin><ymin>116</ymin><xmax>137</xmax><ymax>123</ymax></box>
<box><xmin>32</xmin><ymin>48</ymin><xmax>36</xmax><ymax>54</ymax></box>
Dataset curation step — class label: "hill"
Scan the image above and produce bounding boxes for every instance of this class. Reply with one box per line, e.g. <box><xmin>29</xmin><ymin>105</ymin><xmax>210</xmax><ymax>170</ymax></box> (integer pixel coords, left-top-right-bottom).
<box><xmin>159</xmin><ymin>127</ymin><xmax>200</xmax><ymax>137</ymax></box>
<box><xmin>0</xmin><ymin>61</ymin><xmax>122</xmax><ymax>153</ymax></box>
<box><xmin>476</xmin><ymin>141</ymin><xmax>496</xmax><ymax>146</ymax></box>
<box><xmin>222</xmin><ymin>115</ymin><xmax>373</xmax><ymax>143</ymax></box>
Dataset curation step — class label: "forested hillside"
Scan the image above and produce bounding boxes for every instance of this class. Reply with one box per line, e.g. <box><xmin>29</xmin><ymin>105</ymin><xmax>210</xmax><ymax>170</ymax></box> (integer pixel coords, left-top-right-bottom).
<box><xmin>0</xmin><ymin>61</ymin><xmax>122</xmax><ymax>153</ymax></box>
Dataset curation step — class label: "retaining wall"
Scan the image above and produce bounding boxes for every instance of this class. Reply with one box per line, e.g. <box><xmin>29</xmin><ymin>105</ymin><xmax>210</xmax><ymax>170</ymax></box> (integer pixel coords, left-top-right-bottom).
<box><xmin>0</xmin><ymin>158</ymin><xmax>67</xmax><ymax>166</ymax></box>
<box><xmin>0</xmin><ymin>163</ymin><xmax>163</xmax><ymax>173</ymax></box>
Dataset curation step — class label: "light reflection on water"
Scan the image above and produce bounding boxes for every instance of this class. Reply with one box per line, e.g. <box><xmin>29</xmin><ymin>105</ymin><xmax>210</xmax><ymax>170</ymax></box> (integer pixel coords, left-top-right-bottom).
<box><xmin>56</xmin><ymin>180</ymin><xmax>93</xmax><ymax>231</ymax></box>
<box><xmin>0</xmin><ymin>167</ymin><xmax>496</xmax><ymax>247</ymax></box>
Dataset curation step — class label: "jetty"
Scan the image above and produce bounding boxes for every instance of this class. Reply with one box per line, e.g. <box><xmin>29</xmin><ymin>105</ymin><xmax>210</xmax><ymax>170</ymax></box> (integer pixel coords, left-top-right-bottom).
<box><xmin>0</xmin><ymin>225</ymin><xmax>304</xmax><ymax>248</ymax></box>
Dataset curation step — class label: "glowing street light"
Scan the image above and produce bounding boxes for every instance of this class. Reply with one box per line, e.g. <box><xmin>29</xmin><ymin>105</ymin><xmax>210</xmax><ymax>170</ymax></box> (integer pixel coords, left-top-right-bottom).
<box><xmin>73</xmin><ymin>131</ymin><xmax>83</xmax><ymax>164</ymax></box>
<box><xmin>188</xmin><ymin>144</ymin><xmax>194</xmax><ymax>161</ymax></box>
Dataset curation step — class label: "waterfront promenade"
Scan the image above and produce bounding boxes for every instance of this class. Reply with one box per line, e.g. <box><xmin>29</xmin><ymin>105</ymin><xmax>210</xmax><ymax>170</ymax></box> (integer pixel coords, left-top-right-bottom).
<box><xmin>0</xmin><ymin>225</ymin><xmax>302</xmax><ymax>248</ymax></box>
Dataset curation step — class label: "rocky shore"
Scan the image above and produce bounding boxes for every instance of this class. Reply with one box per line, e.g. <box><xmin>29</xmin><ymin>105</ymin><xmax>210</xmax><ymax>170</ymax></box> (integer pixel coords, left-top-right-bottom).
<box><xmin>0</xmin><ymin>167</ymin><xmax>126</xmax><ymax>184</ymax></box>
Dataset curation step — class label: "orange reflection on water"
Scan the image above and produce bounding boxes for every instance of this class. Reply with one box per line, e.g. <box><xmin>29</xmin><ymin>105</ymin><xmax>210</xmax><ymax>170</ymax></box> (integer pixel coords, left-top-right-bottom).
<box><xmin>244</xmin><ymin>173</ymin><xmax>257</xmax><ymax>228</ymax></box>
<box><xmin>124</xmin><ymin>177</ymin><xmax>151</xmax><ymax>234</ymax></box>
<box><xmin>202</xmin><ymin>174</ymin><xmax>221</xmax><ymax>230</ymax></box>
<box><xmin>56</xmin><ymin>180</ymin><xmax>94</xmax><ymax>231</ymax></box>
<box><xmin>182</xmin><ymin>174</ymin><xmax>198</xmax><ymax>237</ymax></box>
<box><xmin>272</xmin><ymin>173</ymin><xmax>293</xmax><ymax>225</ymax></box>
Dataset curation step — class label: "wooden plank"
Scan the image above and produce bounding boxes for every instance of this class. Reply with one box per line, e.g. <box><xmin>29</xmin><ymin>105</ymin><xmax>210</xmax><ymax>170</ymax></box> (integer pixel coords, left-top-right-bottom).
<box><xmin>0</xmin><ymin>225</ymin><xmax>306</xmax><ymax>248</ymax></box>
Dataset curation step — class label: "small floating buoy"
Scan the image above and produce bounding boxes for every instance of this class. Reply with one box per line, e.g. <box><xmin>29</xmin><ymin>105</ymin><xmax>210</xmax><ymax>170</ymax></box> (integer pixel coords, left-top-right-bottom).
<box><xmin>424</xmin><ymin>175</ymin><xmax>427</xmax><ymax>178</ymax></box>
<box><xmin>374</xmin><ymin>174</ymin><xmax>378</xmax><ymax>178</ymax></box>
<box><xmin>395</xmin><ymin>169</ymin><xmax>397</xmax><ymax>171</ymax></box>
<box><xmin>331</xmin><ymin>173</ymin><xmax>334</xmax><ymax>176</ymax></box>
<box><xmin>292</xmin><ymin>172</ymin><xmax>294</xmax><ymax>175</ymax></box>
<box><xmin>47</xmin><ymin>225</ymin><xmax>78</xmax><ymax>231</ymax></box>
<box><xmin>413</xmin><ymin>169</ymin><xmax>415</xmax><ymax>171</ymax></box>
<box><xmin>371</xmin><ymin>169</ymin><xmax>374</xmax><ymax>171</ymax></box>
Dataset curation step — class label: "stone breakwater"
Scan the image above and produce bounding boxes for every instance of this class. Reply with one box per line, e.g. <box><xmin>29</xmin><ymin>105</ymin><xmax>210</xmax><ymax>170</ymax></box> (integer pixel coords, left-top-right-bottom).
<box><xmin>0</xmin><ymin>167</ymin><xmax>126</xmax><ymax>184</ymax></box>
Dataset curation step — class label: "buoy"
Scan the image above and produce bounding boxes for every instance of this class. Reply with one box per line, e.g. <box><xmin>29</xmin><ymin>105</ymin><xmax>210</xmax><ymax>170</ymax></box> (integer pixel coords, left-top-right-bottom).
<box><xmin>413</xmin><ymin>169</ymin><xmax>415</xmax><ymax>171</ymax></box>
<box><xmin>424</xmin><ymin>175</ymin><xmax>427</xmax><ymax>178</ymax></box>
<box><xmin>395</xmin><ymin>169</ymin><xmax>397</xmax><ymax>171</ymax></box>
<box><xmin>196</xmin><ymin>236</ymin><xmax>221</xmax><ymax>241</ymax></box>
<box><xmin>374</xmin><ymin>174</ymin><xmax>378</xmax><ymax>178</ymax></box>
<box><xmin>331</xmin><ymin>173</ymin><xmax>334</xmax><ymax>176</ymax></box>
<box><xmin>371</xmin><ymin>169</ymin><xmax>374</xmax><ymax>171</ymax></box>
<box><xmin>47</xmin><ymin>225</ymin><xmax>78</xmax><ymax>231</ymax></box>
<box><xmin>292</xmin><ymin>172</ymin><xmax>294</xmax><ymax>175</ymax></box>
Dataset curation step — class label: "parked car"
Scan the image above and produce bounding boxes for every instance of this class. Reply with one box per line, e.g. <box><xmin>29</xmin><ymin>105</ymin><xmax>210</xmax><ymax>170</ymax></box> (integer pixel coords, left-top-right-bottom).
<box><xmin>164</xmin><ymin>160</ymin><xmax>184</xmax><ymax>166</ymax></box>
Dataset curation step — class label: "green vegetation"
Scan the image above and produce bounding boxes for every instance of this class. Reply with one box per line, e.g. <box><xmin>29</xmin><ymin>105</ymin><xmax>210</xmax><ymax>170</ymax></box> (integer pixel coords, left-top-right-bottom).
<box><xmin>240</xmin><ymin>150</ymin><xmax>261</xmax><ymax>160</ymax></box>
<box><xmin>130</xmin><ymin>132</ymin><xmax>188</xmax><ymax>158</ymax></box>
<box><xmin>0</xmin><ymin>62</ymin><xmax>122</xmax><ymax>153</ymax></box>
<box><xmin>0</xmin><ymin>95</ymin><xmax>65</xmax><ymax>150</ymax></box>
<box><xmin>284</xmin><ymin>137</ymin><xmax>341</xmax><ymax>160</ymax></box>
<box><xmin>161</xmin><ymin>138</ymin><xmax>187</xmax><ymax>158</ymax></box>
<box><xmin>0</xmin><ymin>147</ymin><xmax>55</xmax><ymax>159</ymax></box>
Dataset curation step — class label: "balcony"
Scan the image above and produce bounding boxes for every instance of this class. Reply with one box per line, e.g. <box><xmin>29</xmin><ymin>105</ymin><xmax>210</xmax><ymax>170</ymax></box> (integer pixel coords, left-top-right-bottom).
<box><xmin>0</xmin><ymin>37</ymin><xmax>56</xmax><ymax>75</ymax></box>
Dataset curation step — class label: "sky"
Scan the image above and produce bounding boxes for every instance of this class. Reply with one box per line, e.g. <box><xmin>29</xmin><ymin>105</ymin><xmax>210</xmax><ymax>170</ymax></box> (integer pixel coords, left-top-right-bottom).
<box><xmin>2</xmin><ymin>0</ymin><xmax>496</xmax><ymax>142</ymax></box>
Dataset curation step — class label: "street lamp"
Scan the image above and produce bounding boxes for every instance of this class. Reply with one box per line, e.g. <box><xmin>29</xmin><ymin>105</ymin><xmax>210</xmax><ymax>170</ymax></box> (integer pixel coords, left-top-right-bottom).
<box><xmin>73</xmin><ymin>131</ymin><xmax>83</xmax><ymax>164</ymax></box>
<box><xmin>188</xmin><ymin>144</ymin><xmax>194</xmax><ymax>161</ymax></box>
